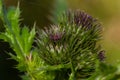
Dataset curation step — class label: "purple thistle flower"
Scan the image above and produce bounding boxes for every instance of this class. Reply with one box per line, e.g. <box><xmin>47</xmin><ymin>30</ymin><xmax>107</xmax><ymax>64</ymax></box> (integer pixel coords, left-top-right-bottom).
<box><xmin>98</xmin><ymin>50</ymin><xmax>105</xmax><ymax>61</ymax></box>
<box><xmin>46</xmin><ymin>25</ymin><xmax>64</xmax><ymax>42</ymax></box>
<box><xmin>50</xmin><ymin>33</ymin><xmax>63</xmax><ymax>41</ymax></box>
<box><xmin>67</xmin><ymin>10</ymin><xmax>100</xmax><ymax>29</ymax></box>
<box><xmin>74</xmin><ymin>11</ymin><xmax>93</xmax><ymax>27</ymax></box>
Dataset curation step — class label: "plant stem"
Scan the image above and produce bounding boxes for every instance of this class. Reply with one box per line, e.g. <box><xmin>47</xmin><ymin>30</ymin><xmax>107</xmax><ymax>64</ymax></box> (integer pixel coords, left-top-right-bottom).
<box><xmin>34</xmin><ymin>63</ymin><xmax>71</xmax><ymax>73</ymax></box>
<box><xmin>70</xmin><ymin>58</ymin><xmax>76</xmax><ymax>80</ymax></box>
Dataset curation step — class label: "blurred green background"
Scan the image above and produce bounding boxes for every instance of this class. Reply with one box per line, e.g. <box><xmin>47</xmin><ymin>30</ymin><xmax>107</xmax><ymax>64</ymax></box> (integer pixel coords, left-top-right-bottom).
<box><xmin>4</xmin><ymin>0</ymin><xmax>120</xmax><ymax>64</ymax></box>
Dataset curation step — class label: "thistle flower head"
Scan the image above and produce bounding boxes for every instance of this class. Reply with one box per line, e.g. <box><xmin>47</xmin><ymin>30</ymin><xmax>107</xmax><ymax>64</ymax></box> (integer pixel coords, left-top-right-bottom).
<box><xmin>49</xmin><ymin>33</ymin><xmax>62</xmax><ymax>41</ymax></box>
<box><xmin>98</xmin><ymin>50</ymin><xmax>105</xmax><ymax>61</ymax></box>
<box><xmin>67</xmin><ymin>10</ymin><xmax>101</xmax><ymax>30</ymax></box>
<box><xmin>48</xmin><ymin>25</ymin><xmax>64</xmax><ymax>42</ymax></box>
<box><xmin>37</xmin><ymin>10</ymin><xmax>103</xmax><ymax>78</ymax></box>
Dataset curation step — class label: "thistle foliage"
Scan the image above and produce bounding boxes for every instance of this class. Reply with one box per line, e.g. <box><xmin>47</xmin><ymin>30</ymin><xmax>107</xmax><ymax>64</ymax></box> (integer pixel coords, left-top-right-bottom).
<box><xmin>0</xmin><ymin>1</ymin><xmax>53</xmax><ymax>80</ymax></box>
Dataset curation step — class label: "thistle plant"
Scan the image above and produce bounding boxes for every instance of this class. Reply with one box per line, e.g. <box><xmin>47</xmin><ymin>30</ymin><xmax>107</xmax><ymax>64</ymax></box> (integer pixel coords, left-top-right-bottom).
<box><xmin>1</xmin><ymin>0</ymin><xmax>120</xmax><ymax>80</ymax></box>
<box><xmin>36</xmin><ymin>10</ymin><xmax>102</xmax><ymax>80</ymax></box>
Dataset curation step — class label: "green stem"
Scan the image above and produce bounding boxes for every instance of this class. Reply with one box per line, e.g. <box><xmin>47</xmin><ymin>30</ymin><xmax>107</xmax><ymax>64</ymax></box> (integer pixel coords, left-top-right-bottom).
<box><xmin>25</xmin><ymin>59</ymin><xmax>36</xmax><ymax>80</ymax></box>
<box><xmin>70</xmin><ymin>58</ymin><xmax>76</xmax><ymax>80</ymax></box>
<box><xmin>27</xmin><ymin>70</ymin><xmax>36</xmax><ymax>80</ymax></box>
<box><xmin>34</xmin><ymin>63</ymin><xmax>71</xmax><ymax>73</ymax></box>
